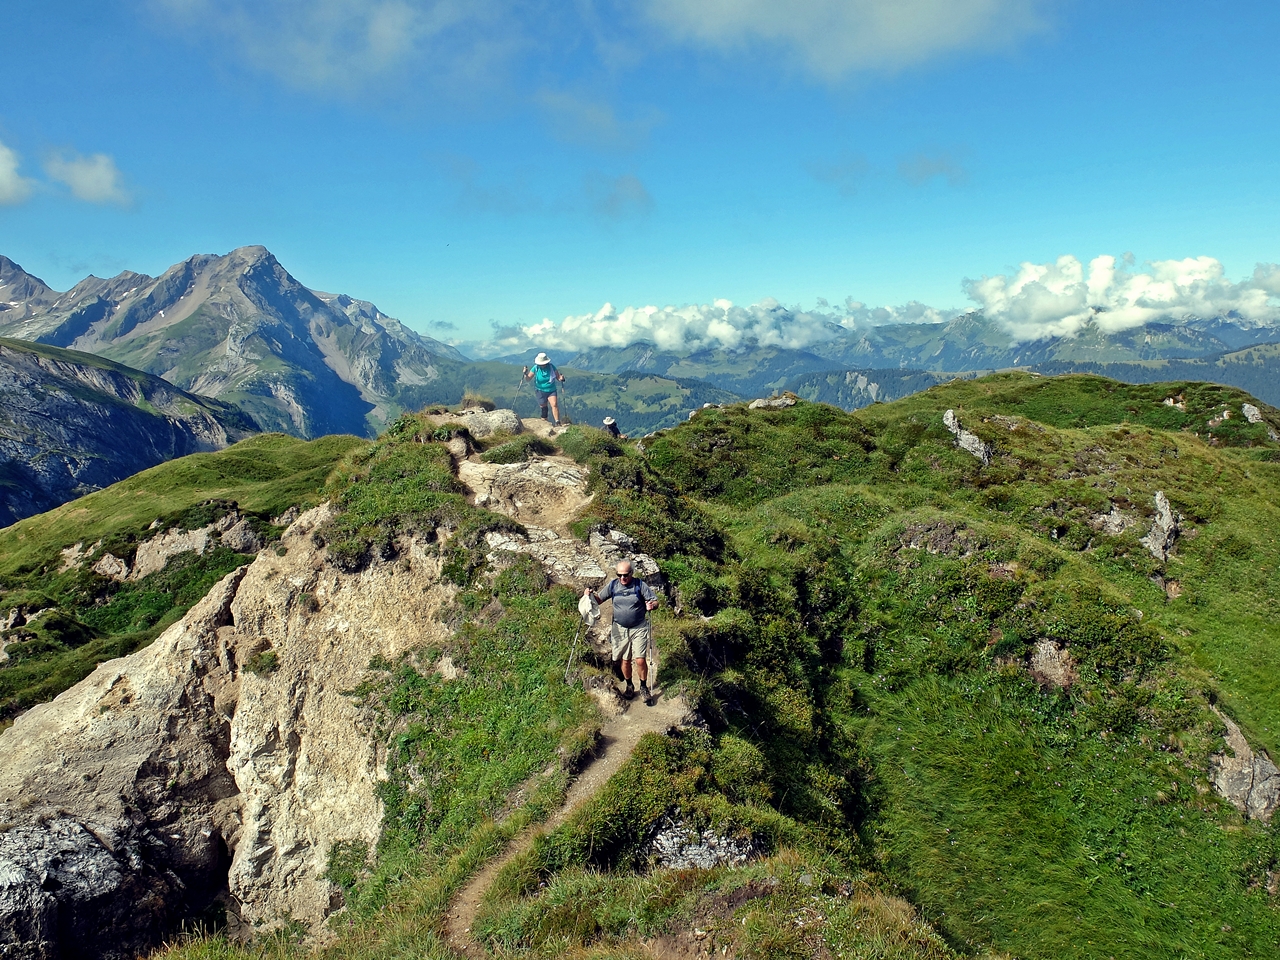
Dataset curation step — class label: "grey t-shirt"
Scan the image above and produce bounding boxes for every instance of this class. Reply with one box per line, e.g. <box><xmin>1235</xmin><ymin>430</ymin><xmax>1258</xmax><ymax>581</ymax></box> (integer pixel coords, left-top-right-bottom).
<box><xmin>594</xmin><ymin>576</ymin><xmax>657</xmax><ymax>628</ymax></box>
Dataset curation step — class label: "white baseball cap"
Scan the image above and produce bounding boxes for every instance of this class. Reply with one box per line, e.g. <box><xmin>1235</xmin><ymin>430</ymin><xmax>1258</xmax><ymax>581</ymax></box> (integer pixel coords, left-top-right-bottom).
<box><xmin>534</xmin><ymin>352</ymin><xmax>551</xmax><ymax>365</ymax></box>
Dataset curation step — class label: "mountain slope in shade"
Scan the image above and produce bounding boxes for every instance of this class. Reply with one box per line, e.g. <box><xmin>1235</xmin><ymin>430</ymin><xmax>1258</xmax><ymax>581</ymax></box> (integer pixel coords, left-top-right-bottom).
<box><xmin>0</xmin><ymin>338</ymin><xmax>259</xmax><ymax>526</ymax></box>
<box><xmin>0</xmin><ymin>247</ymin><xmax>468</xmax><ymax>438</ymax></box>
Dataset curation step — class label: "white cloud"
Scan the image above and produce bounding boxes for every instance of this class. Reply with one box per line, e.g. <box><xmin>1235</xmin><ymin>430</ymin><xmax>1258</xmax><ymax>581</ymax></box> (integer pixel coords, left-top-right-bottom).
<box><xmin>482</xmin><ymin>295</ymin><xmax>950</xmax><ymax>357</ymax></box>
<box><xmin>965</xmin><ymin>254</ymin><xmax>1280</xmax><ymax>342</ymax></box>
<box><xmin>0</xmin><ymin>140</ymin><xmax>36</xmax><ymax>205</ymax></box>
<box><xmin>643</xmin><ymin>0</ymin><xmax>1048</xmax><ymax>79</ymax></box>
<box><xmin>44</xmin><ymin>151</ymin><xmax>131</xmax><ymax>205</ymax></box>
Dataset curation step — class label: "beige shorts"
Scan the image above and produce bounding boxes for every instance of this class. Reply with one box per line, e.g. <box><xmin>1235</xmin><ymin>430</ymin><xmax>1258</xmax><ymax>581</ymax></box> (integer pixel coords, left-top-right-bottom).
<box><xmin>611</xmin><ymin>621</ymin><xmax>652</xmax><ymax>662</ymax></box>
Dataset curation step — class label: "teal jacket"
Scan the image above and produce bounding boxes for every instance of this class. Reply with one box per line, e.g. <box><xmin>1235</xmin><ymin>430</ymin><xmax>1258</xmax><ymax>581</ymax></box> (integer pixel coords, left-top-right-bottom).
<box><xmin>532</xmin><ymin>363</ymin><xmax>560</xmax><ymax>392</ymax></box>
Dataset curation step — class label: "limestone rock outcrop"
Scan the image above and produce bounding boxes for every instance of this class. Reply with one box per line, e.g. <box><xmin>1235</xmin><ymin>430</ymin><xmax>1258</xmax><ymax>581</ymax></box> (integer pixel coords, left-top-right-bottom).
<box><xmin>434</xmin><ymin>407</ymin><xmax>522</xmax><ymax>439</ymax></box>
<box><xmin>0</xmin><ymin>504</ymin><xmax>458</xmax><ymax>958</ymax></box>
<box><xmin>458</xmin><ymin>457</ymin><xmax>590</xmax><ymax>528</ymax></box>
<box><xmin>942</xmin><ymin>409</ymin><xmax>993</xmax><ymax>465</ymax></box>
<box><xmin>1140</xmin><ymin>491</ymin><xmax>1181</xmax><ymax>563</ymax></box>
<box><xmin>1211</xmin><ymin>709</ymin><xmax>1280</xmax><ymax>822</ymax></box>
<box><xmin>748</xmin><ymin>395</ymin><xmax>797</xmax><ymax>410</ymax></box>
<box><xmin>648</xmin><ymin>816</ymin><xmax>757</xmax><ymax>870</ymax></box>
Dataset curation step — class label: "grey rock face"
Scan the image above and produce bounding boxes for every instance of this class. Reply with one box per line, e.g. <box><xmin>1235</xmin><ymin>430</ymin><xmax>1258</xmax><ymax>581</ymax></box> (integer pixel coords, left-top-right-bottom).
<box><xmin>1140</xmin><ymin>491</ymin><xmax>1181</xmax><ymax>562</ymax></box>
<box><xmin>748</xmin><ymin>395</ymin><xmax>797</xmax><ymax>410</ymax></box>
<box><xmin>440</xmin><ymin>407</ymin><xmax>522</xmax><ymax>439</ymax></box>
<box><xmin>942</xmin><ymin>409</ymin><xmax>993</xmax><ymax>465</ymax></box>
<box><xmin>1090</xmin><ymin>504</ymin><xmax>1140</xmax><ymax>536</ymax></box>
<box><xmin>1028</xmin><ymin>640</ymin><xmax>1077</xmax><ymax>689</ymax></box>
<box><xmin>648</xmin><ymin>817</ymin><xmax>756</xmax><ymax>870</ymax></box>
<box><xmin>0</xmin><ymin>339</ymin><xmax>256</xmax><ymax>526</ymax></box>
<box><xmin>1242</xmin><ymin>402</ymin><xmax>1263</xmax><ymax>424</ymax></box>
<box><xmin>219</xmin><ymin>518</ymin><xmax>262</xmax><ymax>554</ymax></box>
<box><xmin>1211</xmin><ymin>709</ymin><xmax>1280</xmax><ymax>822</ymax></box>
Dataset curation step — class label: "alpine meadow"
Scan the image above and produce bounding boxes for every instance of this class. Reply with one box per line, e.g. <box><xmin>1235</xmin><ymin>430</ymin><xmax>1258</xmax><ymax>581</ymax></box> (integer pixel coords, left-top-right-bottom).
<box><xmin>5</xmin><ymin>1</ymin><xmax>1280</xmax><ymax>957</ymax></box>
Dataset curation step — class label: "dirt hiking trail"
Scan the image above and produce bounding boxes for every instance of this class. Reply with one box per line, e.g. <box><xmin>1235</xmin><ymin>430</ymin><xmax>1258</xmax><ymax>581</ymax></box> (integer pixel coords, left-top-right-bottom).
<box><xmin>440</xmin><ymin>412</ymin><xmax>693</xmax><ymax>956</ymax></box>
<box><xmin>444</xmin><ymin>691</ymin><xmax>692</xmax><ymax>957</ymax></box>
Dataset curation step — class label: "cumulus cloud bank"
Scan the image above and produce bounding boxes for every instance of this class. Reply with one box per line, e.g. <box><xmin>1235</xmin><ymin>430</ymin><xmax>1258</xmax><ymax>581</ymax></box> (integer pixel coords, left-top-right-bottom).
<box><xmin>479</xmin><ymin>253</ymin><xmax>1280</xmax><ymax>357</ymax></box>
<box><xmin>965</xmin><ymin>255</ymin><xmax>1280</xmax><ymax>342</ymax></box>
<box><xmin>486</xmin><ymin>297</ymin><xmax>949</xmax><ymax>357</ymax></box>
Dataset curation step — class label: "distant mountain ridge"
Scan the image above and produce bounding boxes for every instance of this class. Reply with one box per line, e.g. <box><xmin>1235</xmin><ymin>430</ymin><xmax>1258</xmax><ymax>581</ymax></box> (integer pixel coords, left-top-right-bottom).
<box><xmin>503</xmin><ymin>312</ymin><xmax>1280</xmax><ymax>398</ymax></box>
<box><xmin>0</xmin><ymin>338</ymin><xmax>258</xmax><ymax>525</ymax></box>
<box><xmin>0</xmin><ymin>247</ymin><xmax>468</xmax><ymax>438</ymax></box>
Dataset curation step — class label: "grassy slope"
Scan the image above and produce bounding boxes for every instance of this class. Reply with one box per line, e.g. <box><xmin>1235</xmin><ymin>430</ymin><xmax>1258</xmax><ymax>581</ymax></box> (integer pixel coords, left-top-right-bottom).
<box><xmin>150</xmin><ymin>374</ymin><xmax>1279</xmax><ymax>959</ymax></box>
<box><xmin>627</xmin><ymin>373</ymin><xmax>1280</xmax><ymax>958</ymax></box>
<box><xmin>0</xmin><ymin>433</ymin><xmax>365</xmax><ymax>722</ymax></box>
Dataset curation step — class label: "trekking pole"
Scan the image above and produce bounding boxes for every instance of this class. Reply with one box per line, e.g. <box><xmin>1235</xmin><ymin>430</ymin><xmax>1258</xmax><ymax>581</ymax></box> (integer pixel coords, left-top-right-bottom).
<box><xmin>515</xmin><ymin>366</ymin><xmax>529</xmax><ymax>394</ymax></box>
<box><xmin>564</xmin><ymin>621</ymin><xmax>586</xmax><ymax>683</ymax></box>
<box><xmin>557</xmin><ymin>379</ymin><xmax>574</xmax><ymax>425</ymax></box>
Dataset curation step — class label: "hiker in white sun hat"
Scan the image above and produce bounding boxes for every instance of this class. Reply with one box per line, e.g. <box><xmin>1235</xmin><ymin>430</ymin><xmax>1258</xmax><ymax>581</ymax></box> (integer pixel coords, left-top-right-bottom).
<box><xmin>602</xmin><ymin>416</ymin><xmax>626</xmax><ymax>439</ymax></box>
<box><xmin>523</xmin><ymin>352</ymin><xmax>566</xmax><ymax>430</ymax></box>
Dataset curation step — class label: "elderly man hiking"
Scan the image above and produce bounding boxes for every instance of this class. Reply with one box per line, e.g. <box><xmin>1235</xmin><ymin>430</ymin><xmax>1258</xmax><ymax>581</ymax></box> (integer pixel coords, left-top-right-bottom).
<box><xmin>523</xmin><ymin>352</ymin><xmax>566</xmax><ymax>430</ymax></box>
<box><xmin>585</xmin><ymin>560</ymin><xmax>659</xmax><ymax>704</ymax></box>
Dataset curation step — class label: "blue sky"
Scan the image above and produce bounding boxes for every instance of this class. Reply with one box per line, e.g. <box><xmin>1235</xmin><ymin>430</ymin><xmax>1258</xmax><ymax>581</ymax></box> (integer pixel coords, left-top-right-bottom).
<box><xmin>2</xmin><ymin>0</ymin><xmax>1279</xmax><ymax>345</ymax></box>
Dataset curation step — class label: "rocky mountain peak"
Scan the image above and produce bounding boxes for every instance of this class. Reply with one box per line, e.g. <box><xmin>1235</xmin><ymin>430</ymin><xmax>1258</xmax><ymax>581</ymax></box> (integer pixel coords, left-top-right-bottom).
<box><xmin>0</xmin><ymin>257</ymin><xmax>55</xmax><ymax>317</ymax></box>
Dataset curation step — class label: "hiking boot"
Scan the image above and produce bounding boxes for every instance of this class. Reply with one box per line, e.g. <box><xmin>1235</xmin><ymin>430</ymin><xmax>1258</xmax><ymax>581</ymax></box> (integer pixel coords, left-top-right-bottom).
<box><xmin>622</xmin><ymin>681</ymin><xmax>635</xmax><ymax>700</ymax></box>
<box><xmin>640</xmin><ymin>682</ymin><xmax>653</xmax><ymax>705</ymax></box>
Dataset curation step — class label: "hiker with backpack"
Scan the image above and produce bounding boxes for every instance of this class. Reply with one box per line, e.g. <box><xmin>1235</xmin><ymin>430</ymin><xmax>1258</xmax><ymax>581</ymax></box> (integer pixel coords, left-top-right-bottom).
<box><xmin>602</xmin><ymin>416</ymin><xmax>626</xmax><ymax>439</ymax></box>
<box><xmin>585</xmin><ymin>559</ymin><xmax>659</xmax><ymax>703</ymax></box>
<box><xmin>523</xmin><ymin>352</ymin><xmax>566</xmax><ymax>429</ymax></box>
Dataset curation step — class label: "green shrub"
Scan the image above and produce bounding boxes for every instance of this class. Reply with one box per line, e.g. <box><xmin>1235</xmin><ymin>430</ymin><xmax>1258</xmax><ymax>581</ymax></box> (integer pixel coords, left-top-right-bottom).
<box><xmin>480</xmin><ymin>435</ymin><xmax>555</xmax><ymax>464</ymax></box>
<box><xmin>245</xmin><ymin>648</ymin><xmax>279</xmax><ymax>676</ymax></box>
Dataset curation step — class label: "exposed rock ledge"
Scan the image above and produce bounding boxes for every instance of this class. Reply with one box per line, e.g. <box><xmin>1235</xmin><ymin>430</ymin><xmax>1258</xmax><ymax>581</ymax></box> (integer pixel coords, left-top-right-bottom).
<box><xmin>0</xmin><ymin>504</ymin><xmax>457</xmax><ymax>959</ymax></box>
<box><xmin>1211</xmin><ymin>708</ymin><xmax>1280</xmax><ymax>822</ymax></box>
<box><xmin>942</xmin><ymin>409</ymin><xmax>993</xmax><ymax>465</ymax></box>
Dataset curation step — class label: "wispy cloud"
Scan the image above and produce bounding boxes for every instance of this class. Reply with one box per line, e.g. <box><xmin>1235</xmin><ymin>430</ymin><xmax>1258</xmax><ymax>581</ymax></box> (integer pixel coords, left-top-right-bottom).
<box><xmin>965</xmin><ymin>254</ymin><xmax>1280</xmax><ymax>342</ymax></box>
<box><xmin>898</xmin><ymin>150</ymin><xmax>968</xmax><ymax>187</ymax></box>
<box><xmin>442</xmin><ymin>154</ymin><xmax>545</xmax><ymax>216</ymax></box>
<box><xmin>44</xmin><ymin>151</ymin><xmax>131</xmax><ymax>205</ymax></box>
<box><xmin>584</xmin><ymin>172</ymin><xmax>653</xmax><ymax>220</ymax></box>
<box><xmin>535</xmin><ymin>90</ymin><xmax>662</xmax><ymax>150</ymax></box>
<box><xmin>440</xmin><ymin>155</ymin><xmax>653</xmax><ymax>221</ymax></box>
<box><xmin>809</xmin><ymin>152</ymin><xmax>869</xmax><ymax>196</ymax></box>
<box><xmin>0</xmin><ymin>140</ymin><xmax>36</xmax><ymax>205</ymax></box>
<box><xmin>148</xmin><ymin>0</ymin><xmax>521</xmax><ymax>96</ymax></box>
<box><xmin>642</xmin><ymin>0</ymin><xmax>1050</xmax><ymax>80</ymax></box>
